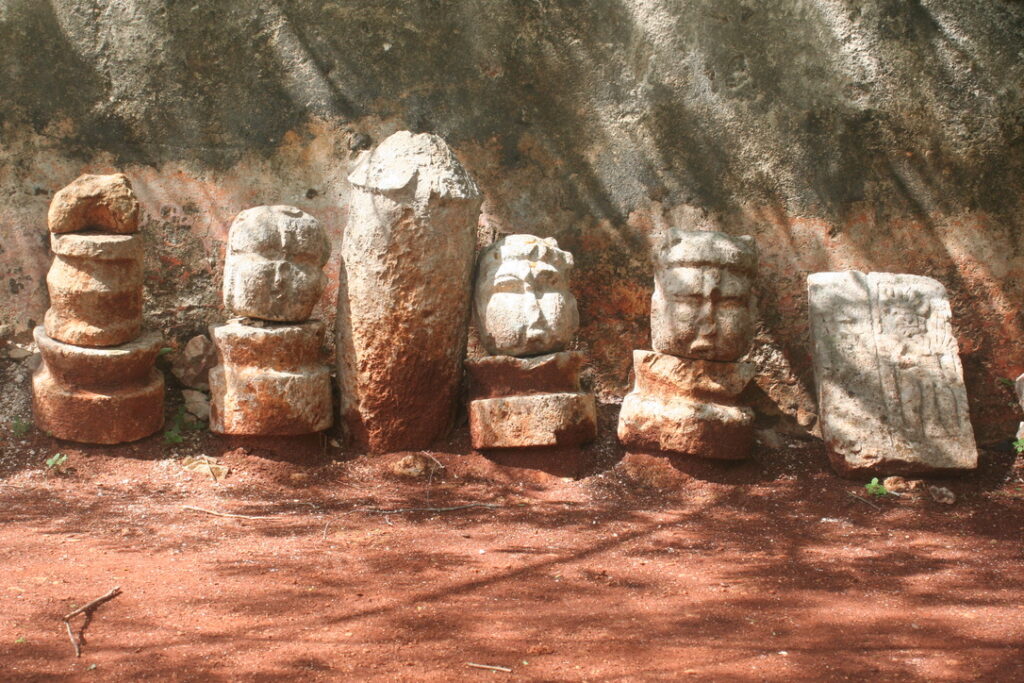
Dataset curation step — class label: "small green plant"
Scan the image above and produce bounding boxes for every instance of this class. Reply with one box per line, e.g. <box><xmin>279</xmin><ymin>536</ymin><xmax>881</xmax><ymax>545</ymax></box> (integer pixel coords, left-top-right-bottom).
<box><xmin>865</xmin><ymin>477</ymin><xmax>888</xmax><ymax>497</ymax></box>
<box><xmin>998</xmin><ymin>377</ymin><xmax>1015</xmax><ymax>389</ymax></box>
<box><xmin>45</xmin><ymin>452</ymin><xmax>70</xmax><ymax>475</ymax></box>
<box><xmin>1014</xmin><ymin>438</ymin><xmax>1024</xmax><ymax>455</ymax></box>
<box><xmin>157</xmin><ymin>346</ymin><xmax>174</xmax><ymax>357</ymax></box>
<box><xmin>11</xmin><ymin>416</ymin><xmax>31</xmax><ymax>437</ymax></box>
<box><xmin>164</xmin><ymin>407</ymin><xmax>204</xmax><ymax>445</ymax></box>
<box><xmin>15</xmin><ymin>636</ymin><xmax>25</xmax><ymax>644</ymax></box>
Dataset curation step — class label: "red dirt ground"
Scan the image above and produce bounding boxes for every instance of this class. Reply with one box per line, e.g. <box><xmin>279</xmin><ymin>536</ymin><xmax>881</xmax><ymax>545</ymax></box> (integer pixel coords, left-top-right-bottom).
<box><xmin>2</xmin><ymin>410</ymin><xmax>1023</xmax><ymax>681</ymax></box>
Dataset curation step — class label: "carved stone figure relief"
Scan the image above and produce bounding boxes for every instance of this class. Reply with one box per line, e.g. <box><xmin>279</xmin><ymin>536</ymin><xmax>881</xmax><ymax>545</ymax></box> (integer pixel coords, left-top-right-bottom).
<box><xmin>808</xmin><ymin>271</ymin><xmax>977</xmax><ymax>474</ymax></box>
<box><xmin>467</xmin><ymin>235</ymin><xmax>596</xmax><ymax>449</ymax></box>
<box><xmin>210</xmin><ymin>206</ymin><xmax>332</xmax><ymax>435</ymax></box>
<box><xmin>618</xmin><ymin>229</ymin><xmax>758</xmax><ymax>460</ymax></box>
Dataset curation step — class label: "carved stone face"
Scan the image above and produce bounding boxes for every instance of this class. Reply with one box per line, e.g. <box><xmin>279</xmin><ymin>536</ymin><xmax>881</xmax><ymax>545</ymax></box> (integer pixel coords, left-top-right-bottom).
<box><xmin>475</xmin><ymin>235</ymin><xmax>579</xmax><ymax>357</ymax></box>
<box><xmin>224</xmin><ymin>206</ymin><xmax>330</xmax><ymax>322</ymax></box>
<box><xmin>651</xmin><ymin>230</ymin><xmax>757</xmax><ymax>362</ymax></box>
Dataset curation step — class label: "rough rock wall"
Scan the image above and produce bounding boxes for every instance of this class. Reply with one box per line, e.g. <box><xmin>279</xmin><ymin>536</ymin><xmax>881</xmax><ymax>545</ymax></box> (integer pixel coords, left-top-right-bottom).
<box><xmin>1</xmin><ymin>0</ymin><xmax>1022</xmax><ymax>442</ymax></box>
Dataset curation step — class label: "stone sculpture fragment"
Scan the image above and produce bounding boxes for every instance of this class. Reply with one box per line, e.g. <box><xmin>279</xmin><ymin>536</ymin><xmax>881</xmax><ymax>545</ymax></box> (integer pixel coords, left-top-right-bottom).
<box><xmin>337</xmin><ymin>131</ymin><xmax>481</xmax><ymax>452</ymax></box>
<box><xmin>33</xmin><ymin>173</ymin><xmax>164</xmax><ymax>444</ymax></box>
<box><xmin>618</xmin><ymin>229</ymin><xmax>758</xmax><ymax>459</ymax></box>
<box><xmin>209</xmin><ymin>206</ymin><xmax>332</xmax><ymax>435</ymax></box>
<box><xmin>808</xmin><ymin>271</ymin><xmax>977</xmax><ymax>475</ymax></box>
<box><xmin>467</xmin><ymin>235</ymin><xmax>596</xmax><ymax>449</ymax></box>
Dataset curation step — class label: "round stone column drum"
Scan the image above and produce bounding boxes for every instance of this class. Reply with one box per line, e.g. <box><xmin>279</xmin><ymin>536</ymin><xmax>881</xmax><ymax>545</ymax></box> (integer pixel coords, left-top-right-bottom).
<box><xmin>209</xmin><ymin>320</ymin><xmax>333</xmax><ymax>435</ymax></box>
<box><xmin>44</xmin><ymin>233</ymin><xmax>143</xmax><ymax>347</ymax></box>
<box><xmin>32</xmin><ymin>327</ymin><xmax>165</xmax><ymax>444</ymax></box>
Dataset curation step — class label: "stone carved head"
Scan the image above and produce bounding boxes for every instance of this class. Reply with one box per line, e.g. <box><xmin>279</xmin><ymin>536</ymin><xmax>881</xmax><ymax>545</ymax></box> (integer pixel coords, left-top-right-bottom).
<box><xmin>652</xmin><ymin>229</ymin><xmax>757</xmax><ymax>361</ymax></box>
<box><xmin>475</xmin><ymin>235</ymin><xmax>579</xmax><ymax>357</ymax></box>
<box><xmin>224</xmin><ymin>206</ymin><xmax>330</xmax><ymax>322</ymax></box>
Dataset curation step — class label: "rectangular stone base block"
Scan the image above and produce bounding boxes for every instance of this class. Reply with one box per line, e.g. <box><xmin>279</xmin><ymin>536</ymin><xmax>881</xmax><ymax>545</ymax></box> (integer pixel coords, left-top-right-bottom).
<box><xmin>32</xmin><ymin>367</ymin><xmax>164</xmax><ymax>444</ymax></box>
<box><xmin>209</xmin><ymin>366</ymin><xmax>333</xmax><ymax>435</ymax></box>
<box><xmin>616</xmin><ymin>391</ymin><xmax>754</xmax><ymax>460</ymax></box>
<box><xmin>469</xmin><ymin>392</ymin><xmax>597</xmax><ymax>449</ymax></box>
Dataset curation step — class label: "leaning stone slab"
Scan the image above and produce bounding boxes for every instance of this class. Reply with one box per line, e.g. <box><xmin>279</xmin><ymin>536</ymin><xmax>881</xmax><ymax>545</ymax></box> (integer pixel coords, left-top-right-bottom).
<box><xmin>337</xmin><ymin>131</ymin><xmax>481</xmax><ymax>453</ymax></box>
<box><xmin>32</xmin><ymin>327</ymin><xmax>164</xmax><ymax>443</ymax></box>
<box><xmin>617</xmin><ymin>350</ymin><xmax>754</xmax><ymax>459</ymax></box>
<box><xmin>808</xmin><ymin>271</ymin><xmax>978</xmax><ymax>475</ymax></box>
<box><xmin>209</xmin><ymin>320</ymin><xmax>332</xmax><ymax>435</ymax></box>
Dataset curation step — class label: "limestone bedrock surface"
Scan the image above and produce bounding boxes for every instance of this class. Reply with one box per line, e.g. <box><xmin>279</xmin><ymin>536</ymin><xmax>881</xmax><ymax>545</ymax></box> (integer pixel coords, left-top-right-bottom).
<box><xmin>44</xmin><ymin>233</ymin><xmax>144</xmax><ymax>347</ymax></box>
<box><xmin>652</xmin><ymin>229</ymin><xmax>757</xmax><ymax>362</ymax></box>
<box><xmin>617</xmin><ymin>350</ymin><xmax>755</xmax><ymax>459</ymax></box>
<box><xmin>474</xmin><ymin>234</ymin><xmax>579</xmax><ymax>357</ymax></box>
<box><xmin>32</xmin><ymin>326</ymin><xmax>164</xmax><ymax>444</ymax></box>
<box><xmin>223</xmin><ymin>205</ymin><xmax>330</xmax><ymax>322</ymax></box>
<box><xmin>808</xmin><ymin>271</ymin><xmax>978</xmax><ymax>476</ymax></box>
<box><xmin>337</xmin><ymin>131</ymin><xmax>481</xmax><ymax>453</ymax></box>
<box><xmin>47</xmin><ymin>173</ymin><xmax>140</xmax><ymax>235</ymax></box>
<box><xmin>209</xmin><ymin>320</ymin><xmax>332</xmax><ymax>435</ymax></box>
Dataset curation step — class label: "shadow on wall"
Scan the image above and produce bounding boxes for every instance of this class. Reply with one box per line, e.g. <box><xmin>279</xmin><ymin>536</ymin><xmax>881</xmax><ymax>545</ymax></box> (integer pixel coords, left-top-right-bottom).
<box><xmin>0</xmin><ymin>0</ymin><xmax>1022</xmax><ymax>438</ymax></box>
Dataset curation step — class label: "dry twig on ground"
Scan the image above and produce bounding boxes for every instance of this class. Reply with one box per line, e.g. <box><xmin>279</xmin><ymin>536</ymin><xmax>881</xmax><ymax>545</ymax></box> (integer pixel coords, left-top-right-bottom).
<box><xmin>467</xmin><ymin>662</ymin><xmax>513</xmax><ymax>673</ymax></box>
<box><xmin>63</xmin><ymin>586</ymin><xmax>122</xmax><ymax>657</ymax></box>
<box><xmin>182</xmin><ymin>505</ymin><xmax>270</xmax><ymax>520</ymax></box>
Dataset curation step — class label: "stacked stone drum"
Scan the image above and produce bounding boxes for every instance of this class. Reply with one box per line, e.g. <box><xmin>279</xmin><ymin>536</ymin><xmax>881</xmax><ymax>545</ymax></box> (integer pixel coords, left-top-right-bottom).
<box><xmin>32</xmin><ymin>174</ymin><xmax>165</xmax><ymax>443</ymax></box>
<box><xmin>466</xmin><ymin>235</ymin><xmax>597</xmax><ymax>449</ymax></box>
<box><xmin>209</xmin><ymin>205</ymin><xmax>333</xmax><ymax>435</ymax></box>
<box><xmin>617</xmin><ymin>230</ymin><xmax>758</xmax><ymax>459</ymax></box>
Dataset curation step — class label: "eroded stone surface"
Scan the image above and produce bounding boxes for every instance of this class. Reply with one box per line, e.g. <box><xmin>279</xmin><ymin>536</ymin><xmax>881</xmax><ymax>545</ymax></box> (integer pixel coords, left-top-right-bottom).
<box><xmin>652</xmin><ymin>229</ymin><xmax>757</xmax><ymax>361</ymax></box>
<box><xmin>224</xmin><ymin>205</ymin><xmax>330</xmax><ymax>322</ymax></box>
<box><xmin>630</xmin><ymin>349</ymin><xmax>755</xmax><ymax>400</ymax></box>
<box><xmin>808</xmin><ymin>271</ymin><xmax>978</xmax><ymax>475</ymax></box>
<box><xmin>469</xmin><ymin>392</ymin><xmax>597</xmax><ymax>449</ymax></box>
<box><xmin>465</xmin><ymin>351</ymin><xmax>583</xmax><ymax>399</ymax></box>
<box><xmin>47</xmin><ymin>173</ymin><xmax>140</xmax><ymax>234</ymax></box>
<box><xmin>617</xmin><ymin>391</ymin><xmax>754</xmax><ymax>459</ymax></box>
<box><xmin>32</xmin><ymin>326</ymin><xmax>164</xmax><ymax>443</ymax></box>
<box><xmin>337</xmin><ymin>131</ymin><xmax>481</xmax><ymax>452</ymax></box>
<box><xmin>44</xmin><ymin>233</ymin><xmax>143</xmax><ymax>347</ymax></box>
<box><xmin>210</xmin><ymin>320</ymin><xmax>332</xmax><ymax>435</ymax></box>
<box><xmin>474</xmin><ymin>234</ymin><xmax>579</xmax><ymax>357</ymax></box>
<box><xmin>618</xmin><ymin>350</ymin><xmax>754</xmax><ymax>459</ymax></box>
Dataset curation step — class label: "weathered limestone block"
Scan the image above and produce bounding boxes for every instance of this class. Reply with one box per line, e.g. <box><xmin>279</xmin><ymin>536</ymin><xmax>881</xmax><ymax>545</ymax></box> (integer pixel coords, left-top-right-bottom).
<box><xmin>808</xmin><ymin>271</ymin><xmax>978</xmax><ymax>475</ymax></box>
<box><xmin>651</xmin><ymin>230</ymin><xmax>757</xmax><ymax>361</ymax></box>
<box><xmin>466</xmin><ymin>352</ymin><xmax>596</xmax><ymax>449</ymax></box>
<box><xmin>44</xmin><ymin>233</ymin><xmax>143</xmax><ymax>347</ymax></box>
<box><xmin>47</xmin><ymin>173</ymin><xmax>140</xmax><ymax>235</ymax></box>
<box><xmin>209</xmin><ymin>320</ymin><xmax>332</xmax><ymax>435</ymax></box>
<box><xmin>32</xmin><ymin>327</ymin><xmax>164</xmax><ymax>443</ymax></box>
<box><xmin>474</xmin><ymin>234</ymin><xmax>579</xmax><ymax>356</ymax></box>
<box><xmin>617</xmin><ymin>350</ymin><xmax>754</xmax><ymax>459</ymax></box>
<box><xmin>337</xmin><ymin>131</ymin><xmax>481</xmax><ymax>452</ymax></box>
<box><xmin>224</xmin><ymin>206</ymin><xmax>330</xmax><ymax>322</ymax></box>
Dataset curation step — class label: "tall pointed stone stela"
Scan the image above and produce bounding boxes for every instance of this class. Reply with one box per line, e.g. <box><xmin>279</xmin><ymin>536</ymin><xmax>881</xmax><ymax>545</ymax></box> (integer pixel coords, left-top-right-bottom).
<box><xmin>337</xmin><ymin>131</ymin><xmax>482</xmax><ymax>453</ymax></box>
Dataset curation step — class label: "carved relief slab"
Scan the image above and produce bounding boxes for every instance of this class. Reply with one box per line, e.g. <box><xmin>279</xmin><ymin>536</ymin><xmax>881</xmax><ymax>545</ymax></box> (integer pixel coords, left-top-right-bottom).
<box><xmin>808</xmin><ymin>271</ymin><xmax>977</xmax><ymax>474</ymax></box>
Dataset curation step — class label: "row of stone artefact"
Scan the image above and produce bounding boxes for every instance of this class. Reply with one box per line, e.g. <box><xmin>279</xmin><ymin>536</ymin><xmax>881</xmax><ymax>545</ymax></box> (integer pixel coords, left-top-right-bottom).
<box><xmin>30</xmin><ymin>130</ymin><xmax>979</xmax><ymax>477</ymax></box>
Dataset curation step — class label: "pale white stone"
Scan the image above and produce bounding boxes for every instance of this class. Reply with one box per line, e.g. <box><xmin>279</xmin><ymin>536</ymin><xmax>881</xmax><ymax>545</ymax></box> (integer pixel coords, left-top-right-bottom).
<box><xmin>223</xmin><ymin>205</ymin><xmax>330</xmax><ymax>322</ymax></box>
<box><xmin>474</xmin><ymin>234</ymin><xmax>579</xmax><ymax>357</ymax></box>
<box><xmin>337</xmin><ymin>131</ymin><xmax>482</xmax><ymax>452</ymax></box>
<box><xmin>651</xmin><ymin>229</ymin><xmax>757</xmax><ymax>361</ymax></box>
<box><xmin>808</xmin><ymin>271</ymin><xmax>978</xmax><ymax>474</ymax></box>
